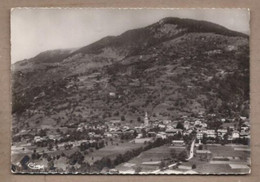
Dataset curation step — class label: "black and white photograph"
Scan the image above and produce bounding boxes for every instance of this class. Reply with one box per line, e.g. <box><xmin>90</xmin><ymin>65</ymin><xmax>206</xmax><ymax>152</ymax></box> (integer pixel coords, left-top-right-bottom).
<box><xmin>11</xmin><ymin>8</ymin><xmax>250</xmax><ymax>174</ymax></box>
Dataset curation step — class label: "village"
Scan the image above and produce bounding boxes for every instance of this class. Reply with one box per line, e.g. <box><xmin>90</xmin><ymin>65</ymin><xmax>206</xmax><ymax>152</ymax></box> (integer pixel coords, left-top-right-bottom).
<box><xmin>11</xmin><ymin>110</ymin><xmax>250</xmax><ymax>174</ymax></box>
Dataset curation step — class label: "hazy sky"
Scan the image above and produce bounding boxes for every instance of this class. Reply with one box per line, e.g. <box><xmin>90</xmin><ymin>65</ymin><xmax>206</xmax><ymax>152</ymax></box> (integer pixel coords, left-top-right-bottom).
<box><xmin>11</xmin><ymin>8</ymin><xmax>250</xmax><ymax>63</ymax></box>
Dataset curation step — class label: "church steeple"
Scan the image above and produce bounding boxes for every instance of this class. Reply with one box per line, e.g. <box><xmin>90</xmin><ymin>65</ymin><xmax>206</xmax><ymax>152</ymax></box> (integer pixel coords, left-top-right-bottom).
<box><xmin>144</xmin><ymin>111</ymin><xmax>149</xmax><ymax>126</ymax></box>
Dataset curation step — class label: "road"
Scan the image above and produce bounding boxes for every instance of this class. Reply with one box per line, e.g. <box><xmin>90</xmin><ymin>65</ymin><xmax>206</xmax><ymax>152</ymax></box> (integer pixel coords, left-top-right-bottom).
<box><xmin>186</xmin><ymin>139</ymin><xmax>196</xmax><ymax>160</ymax></box>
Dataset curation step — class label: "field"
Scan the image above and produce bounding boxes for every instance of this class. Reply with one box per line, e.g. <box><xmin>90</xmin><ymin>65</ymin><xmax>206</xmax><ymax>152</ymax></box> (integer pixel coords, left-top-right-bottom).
<box><xmin>207</xmin><ymin>144</ymin><xmax>250</xmax><ymax>158</ymax></box>
<box><xmin>188</xmin><ymin>144</ymin><xmax>250</xmax><ymax>174</ymax></box>
<box><xmin>114</xmin><ymin>143</ymin><xmax>251</xmax><ymax>174</ymax></box>
<box><xmin>116</xmin><ymin>144</ymin><xmax>186</xmax><ymax>172</ymax></box>
<box><xmin>84</xmin><ymin>142</ymin><xmax>144</xmax><ymax>164</ymax></box>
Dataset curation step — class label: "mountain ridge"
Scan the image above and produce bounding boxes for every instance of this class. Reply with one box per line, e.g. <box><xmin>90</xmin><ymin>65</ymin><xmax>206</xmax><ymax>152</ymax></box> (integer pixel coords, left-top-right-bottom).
<box><xmin>12</xmin><ymin>17</ymin><xmax>249</xmax><ymax>130</ymax></box>
<box><xmin>13</xmin><ymin>17</ymin><xmax>248</xmax><ymax>66</ymax></box>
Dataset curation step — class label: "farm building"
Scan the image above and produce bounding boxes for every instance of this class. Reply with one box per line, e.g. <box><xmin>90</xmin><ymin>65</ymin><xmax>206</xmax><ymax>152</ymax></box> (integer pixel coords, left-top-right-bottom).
<box><xmin>172</xmin><ymin>140</ymin><xmax>185</xmax><ymax>146</ymax></box>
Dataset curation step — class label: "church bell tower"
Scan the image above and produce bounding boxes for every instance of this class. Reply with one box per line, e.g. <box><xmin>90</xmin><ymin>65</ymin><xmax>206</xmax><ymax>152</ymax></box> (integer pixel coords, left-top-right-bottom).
<box><xmin>144</xmin><ymin>112</ymin><xmax>149</xmax><ymax>126</ymax></box>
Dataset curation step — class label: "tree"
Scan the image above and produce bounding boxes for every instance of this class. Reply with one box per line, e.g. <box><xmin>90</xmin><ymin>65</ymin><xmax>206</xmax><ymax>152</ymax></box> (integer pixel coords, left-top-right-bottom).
<box><xmin>39</xmin><ymin>129</ymin><xmax>46</xmax><ymax>137</ymax></box>
<box><xmin>69</xmin><ymin>151</ymin><xmax>84</xmax><ymax>165</ymax></box>
<box><xmin>222</xmin><ymin>133</ymin><xmax>228</xmax><ymax>145</ymax></box>
<box><xmin>100</xmin><ymin>157</ymin><xmax>113</xmax><ymax>169</ymax></box>
<box><xmin>48</xmin><ymin>160</ymin><xmax>54</xmax><ymax>170</ymax></box>
<box><xmin>55</xmin><ymin>145</ymin><xmax>59</xmax><ymax>151</ymax></box>
<box><xmin>31</xmin><ymin>150</ymin><xmax>41</xmax><ymax>160</ymax></box>
<box><xmin>202</xmin><ymin>133</ymin><xmax>207</xmax><ymax>144</ymax></box>
<box><xmin>114</xmin><ymin>111</ymin><xmax>119</xmax><ymax>116</ymax></box>
<box><xmin>178</xmin><ymin>150</ymin><xmax>187</xmax><ymax>162</ymax></box>
<box><xmin>79</xmin><ymin>142</ymin><xmax>89</xmax><ymax>151</ymax></box>
<box><xmin>176</xmin><ymin>122</ymin><xmax>184</xmax><ymax>130</ymax></box>
<box><xmin>121</xmin><ymin>115</ymin><xmax>125</xmax><ymax>121</ymax></box>
<box><xmin>137</xmin><ymin>117</ymin><xmax>141</xmax><ymax>122</ymax></box>
<box><xmin>133</xmin><ymin>130</ymin><xmax>138</xmax><ymax>138</ymax></box>
<box><xmin>64</xmin><ymin>144</ymin><xmax>72</xmax><ymax>150</ymax></box>
<box><xmin>198</xmin><ymin>145</ymin><xmax>203</xmax><ymax>150</ymax></box>
<box><xmin>141</xmin><ymin>128</ymin><xmax>147</xmax><ymax>138</ymax></box>
<box><xmin>47</xmin><ymin>143</ymin><xmax>53</xmax><ymax>151</ymax></box>
<box><xmin>61</xmin><ymin>152</ymin><xmax>66</xmax><ymax>157</ymax></box>
<box><xmin>114</xmin><ymin>154</ymin><xmax>124</xmax><ymax>166</ymax></box>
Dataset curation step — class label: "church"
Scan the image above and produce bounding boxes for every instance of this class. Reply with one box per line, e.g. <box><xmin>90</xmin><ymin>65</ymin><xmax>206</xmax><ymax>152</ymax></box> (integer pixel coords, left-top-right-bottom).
<box><xmin>144</xmin><ymin>112</ymin><xmax>149</xmax><ymax>126</ymax></box>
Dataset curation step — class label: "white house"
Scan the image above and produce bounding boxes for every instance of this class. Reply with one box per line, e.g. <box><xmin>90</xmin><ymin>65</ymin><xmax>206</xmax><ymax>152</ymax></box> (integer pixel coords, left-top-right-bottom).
<box><xmin>104</xmin><ymin>133</ymin><xmax>113</xmax><ymax>137</ymax></box>
<box><xmin>158</xmin><ymin>124</ymin><xmax>166</xmax><ymax>129</ymax></box>
<box><xmin>184</xmin><ymin>121</ymin><xmax>190</xmax><ymax>130</ymax></box>
<box><xmin>206</xmin><ymin>130</ymin><xmax>216</xmax><ymax>138</ymax></box>
<box><xmin>109</xmin><ymin>92</ymin><xmax>116</xmax><ymax>97</ymax></box>
<box><xmin>196</xmin><ymin>132</ymin><xmax>203</xmax><ymax>140</ymax></box>
<box><xmin>241</xmin><ymin>126</ymin><xmax>249</xmax><ymax>131</ymax></box>
<box><xmin>172</xmin><ymin>140</ymin><xmax>185</xmax><ymax>146</ymax></box>
<box><xmin>34</xmin><ymin>136</ymin><xmax>43</xmax><ymax>143</ymax></box>
<box><xmin>201</xmin><ymin>123</ymin><xmax>208</xmax><ymax>128</ymax></box>
<box><xmin>156</xmin><ymin>133</ymin><xmax>167</xmax><ymax>139</ymax></box>
<box><xmin>217</xmin><ymin>129</ymin><xmax>228</xmax><ymax>138</ymax></box>
<box><xmin>232</xmin><ymin>130</ymin><xmax>240</xmax><ymax>139</ymax></box>
<box><xmin>162</xmin><ymin>120</ymin><xmax>171</xmax><ymax>125</ymax></box>
<box><xmin>240</xmin><ymin>131</ymin><xmax>250</xmax><ymax>139</ymax></box>
<box><xmin>195</xmin><ymin>120</ymin><xmax>202</xmax><ymax>126</ymax></box>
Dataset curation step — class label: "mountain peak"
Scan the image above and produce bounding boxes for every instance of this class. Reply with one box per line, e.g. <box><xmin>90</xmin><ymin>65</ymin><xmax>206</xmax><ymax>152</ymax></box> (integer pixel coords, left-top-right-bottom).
<box><xmin>158</xmin><ymin>17</ymin><xmax>182</xmax><ymax>25</ymax></box>
<box><xmin>155</xmin><ymin>17</ymin><xmax>247</xmax><ymax>38</ymax></box>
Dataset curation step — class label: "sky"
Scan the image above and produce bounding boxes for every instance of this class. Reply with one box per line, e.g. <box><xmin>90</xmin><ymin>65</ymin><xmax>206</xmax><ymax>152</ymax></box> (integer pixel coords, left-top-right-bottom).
<box><xmin>11</xmin><ymin>8</ymin><xmax>250</xmax><ymax>63</ymax></box>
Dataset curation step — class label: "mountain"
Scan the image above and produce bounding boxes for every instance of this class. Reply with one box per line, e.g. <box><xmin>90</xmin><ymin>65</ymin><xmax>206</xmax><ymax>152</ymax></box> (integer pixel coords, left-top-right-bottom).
<box><xmin>12</xmin><ymin>17</ymin><xmax>249</xmax><ymax>129</ymax></box>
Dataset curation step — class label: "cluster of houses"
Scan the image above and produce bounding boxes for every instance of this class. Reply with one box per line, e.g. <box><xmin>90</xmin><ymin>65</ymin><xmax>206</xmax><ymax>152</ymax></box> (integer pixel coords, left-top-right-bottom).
<box><xmin>11</xmin><ymin>110</ymin><xmax>251</xmax><ymax>174</ymax></box>
<box><xmin>103</xmin><ymin>113</ymin><xmax>250</xmax><ymax>145</ymax></box>
<box><xmin>195</xmin><ymin>118</ymin><xmax>250</xmax><ymax>142</ymax></box>
<box><xmin>13</xmin><ymin>111</ymin><xmax>250</xmax><ymax>159</ymax></box>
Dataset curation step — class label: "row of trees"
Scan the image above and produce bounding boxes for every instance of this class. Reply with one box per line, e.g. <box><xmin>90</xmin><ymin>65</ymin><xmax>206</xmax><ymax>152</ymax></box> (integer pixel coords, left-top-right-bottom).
<box><xmin>79</xmin><ymin>140</ymin><xmax>105</xmax><ymax>151</ymax></box>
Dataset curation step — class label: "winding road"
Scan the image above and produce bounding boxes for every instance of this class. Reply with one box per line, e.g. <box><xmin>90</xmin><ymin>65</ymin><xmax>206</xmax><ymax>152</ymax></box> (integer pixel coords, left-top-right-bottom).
<box><xmin>186</xmin><ymin>139</ymin><xmax>196</xmax><ymax>161</ymax></box>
